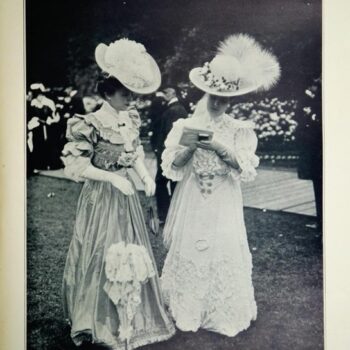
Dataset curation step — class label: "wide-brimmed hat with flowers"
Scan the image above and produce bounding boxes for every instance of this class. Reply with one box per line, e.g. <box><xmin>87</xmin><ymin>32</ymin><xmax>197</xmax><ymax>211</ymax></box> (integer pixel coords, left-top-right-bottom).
<box><xmin>95</xmin><ymin>38</ymin><xmax>161</xmax><ymax>95</ymax></box>
<box><xmin>189</xmin><ymin>34</ymin><xmax>280</xmax><ymax>97</ymax></box>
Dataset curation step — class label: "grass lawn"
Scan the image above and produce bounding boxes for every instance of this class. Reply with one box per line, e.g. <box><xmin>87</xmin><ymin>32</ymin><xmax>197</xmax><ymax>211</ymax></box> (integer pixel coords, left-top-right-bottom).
<box><xmin>27</xmin><ymin>175</ymin><xmax>323</xmax><ymax>350</ymax></box>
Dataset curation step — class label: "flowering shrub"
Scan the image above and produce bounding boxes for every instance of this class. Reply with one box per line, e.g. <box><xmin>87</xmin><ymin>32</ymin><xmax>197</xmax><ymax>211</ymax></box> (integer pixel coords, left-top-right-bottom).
<box><xmin>28</xmin><ymin>81</ymin><xmax>301</xmax><ymax>163</ymax></box>
<box><xmin>136</xmin><ymin>95</ymin><xmax>299</xmax><ymax>156</ymax></box>
<box><xmin>227</xmin><ymin>98</ymin><xmax>299</xmax><ymax>152</ymax></box>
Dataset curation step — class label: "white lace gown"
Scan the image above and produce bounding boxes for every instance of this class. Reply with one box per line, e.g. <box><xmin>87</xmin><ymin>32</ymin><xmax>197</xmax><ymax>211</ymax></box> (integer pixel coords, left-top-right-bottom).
<box><xmin>160</xmin><ymin>114</ymin><xmax>259</xmax><ymax>337</ymax></box>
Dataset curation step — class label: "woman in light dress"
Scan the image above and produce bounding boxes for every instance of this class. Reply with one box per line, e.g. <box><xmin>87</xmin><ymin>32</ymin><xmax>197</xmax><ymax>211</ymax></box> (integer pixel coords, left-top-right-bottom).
<box><xmin>61</xmin><ymin>39</ymin><xmax>175</xmax><ymax>349</ymax></box>
<box><xmin>160</xmin><ymin>34</ymin><xmax>280</xmax><ymax>337</ymax></box>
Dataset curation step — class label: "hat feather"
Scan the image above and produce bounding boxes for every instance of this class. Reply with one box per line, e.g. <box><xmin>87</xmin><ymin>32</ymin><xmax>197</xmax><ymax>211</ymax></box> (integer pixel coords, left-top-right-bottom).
<box><xmin>94</xmin><ymin>38</ymin><xmax>161</xmax><ymax>94</ymax></box>
<box><xmin>218</xmin><ymin>34</ymin><xmax>281</xmax><ymax>90</ymax></box>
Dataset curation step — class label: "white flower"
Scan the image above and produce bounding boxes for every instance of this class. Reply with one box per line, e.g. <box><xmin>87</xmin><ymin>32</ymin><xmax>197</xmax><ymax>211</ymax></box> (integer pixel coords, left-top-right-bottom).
<box><xmin>303</xmin><ymin>107</ymin><xmax>311</xmax><ymax>114</ymax></box>
<box><xmin>270</xmin><ymin>112</ymin><xmax>279</xmax><ymax>121</ymax></box>
<box><xmin>305</xmin><ymin>89</ymin><xmax>315</xmax><ymax>98</ymax></box>
<box><xmin>117</xmin><ymin>151</ymin><xmax>138</xmax><ymax>167</ymax></box>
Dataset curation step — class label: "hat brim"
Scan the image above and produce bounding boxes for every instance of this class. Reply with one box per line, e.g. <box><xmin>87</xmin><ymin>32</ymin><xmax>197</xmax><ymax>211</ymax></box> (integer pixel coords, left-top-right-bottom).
<box><xmin>95</xmin><ymin>44</ymin><xmax>161</xmax><ymax>95</ymax></box>
<box><xmin>119</xmin><ymin>54</ymin><xmax>161</xmax><ymax>95</ymax></box>
<box><xmin>189</xmin><ymin>68</ymin><xmax>258</xmax><ymax>97</ymax></box>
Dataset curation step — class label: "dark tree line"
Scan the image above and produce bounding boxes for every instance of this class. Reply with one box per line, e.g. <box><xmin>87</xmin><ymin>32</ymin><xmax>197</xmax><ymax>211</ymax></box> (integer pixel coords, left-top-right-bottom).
<box><xmin>27</xmin><ymin>0</ymin><xmax>321</xmax><ymax>100</ymax></box>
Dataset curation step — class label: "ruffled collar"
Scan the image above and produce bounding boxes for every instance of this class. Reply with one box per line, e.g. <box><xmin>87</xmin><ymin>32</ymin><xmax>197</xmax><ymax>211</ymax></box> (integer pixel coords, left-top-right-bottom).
<box><xmin>85</xmin><ymin>102</ymin><xmax>139</xmax><ymax>145</ymax></box>
<box><xmin>93</xmin><ymin>101</ymin><xmax>132</xmax><ymax>131</ymax></box>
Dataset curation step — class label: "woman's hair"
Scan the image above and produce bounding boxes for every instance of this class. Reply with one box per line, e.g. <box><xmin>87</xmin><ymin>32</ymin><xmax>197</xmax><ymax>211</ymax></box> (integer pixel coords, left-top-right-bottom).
<box><xmin>96</xmin><ymin>76</ymin><xmax>126</xmax><ymax>99</ymax></box>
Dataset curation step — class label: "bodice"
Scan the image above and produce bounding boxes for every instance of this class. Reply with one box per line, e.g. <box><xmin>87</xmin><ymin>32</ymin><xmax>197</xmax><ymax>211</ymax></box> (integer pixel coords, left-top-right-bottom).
<box><xmin>91</xmin><ymin>137</ymin><xmax>139</xmax><ymax>172</ymax></box>
<box><xmin>192</xmin><ymin>116</ymin><xmax>236</xmax><ymax>177</ymax></box>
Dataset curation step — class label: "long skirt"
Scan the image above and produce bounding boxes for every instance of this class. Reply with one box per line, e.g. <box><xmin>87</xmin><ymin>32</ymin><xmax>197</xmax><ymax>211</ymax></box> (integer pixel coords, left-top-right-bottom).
<box><xmin>62</xmin><ymin>175</ymin><xmax>175</xmax><ymax>349</ymax></box>
<box><xmin>161</xmin><ymin>172</ymin><xmax>257</xmax><ymax>337</ymax></box>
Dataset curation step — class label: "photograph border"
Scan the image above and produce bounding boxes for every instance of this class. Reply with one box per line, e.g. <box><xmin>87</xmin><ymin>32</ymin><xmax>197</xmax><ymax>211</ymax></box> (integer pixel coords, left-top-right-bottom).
<box><xmin>1</xmin><ymin>0</ymin><xmax>350</xmax><ymax>349</ymax></box>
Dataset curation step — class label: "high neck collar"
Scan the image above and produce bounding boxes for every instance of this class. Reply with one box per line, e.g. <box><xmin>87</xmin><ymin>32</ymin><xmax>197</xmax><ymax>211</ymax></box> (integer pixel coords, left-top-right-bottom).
<box><xmin>100</xmin><ymin>100</ymin><xmax>124</xmax><ymax>117</ymax></box>
<box><xmin>92</xmin><ymin>101</ymin><xmax>131</xmax><ymax>131</ymax></box>
<box><xmin>208</xmin><ymin>113</ymin><xmax>225</xmax><ymax>124</ymax></box>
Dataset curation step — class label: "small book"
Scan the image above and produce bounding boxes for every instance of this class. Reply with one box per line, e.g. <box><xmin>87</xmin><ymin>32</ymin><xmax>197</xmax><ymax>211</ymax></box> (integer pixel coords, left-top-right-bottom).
<box><xmin>179</xmin><ymin>127</ymin><xmax>214</xmax><ymax>146</ymax></box>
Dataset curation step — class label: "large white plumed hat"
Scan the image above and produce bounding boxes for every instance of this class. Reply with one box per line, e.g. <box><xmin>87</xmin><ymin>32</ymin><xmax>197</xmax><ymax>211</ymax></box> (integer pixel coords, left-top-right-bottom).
<box><xmin>189</xmin><ymin>34</ymin><xmax>281</xmax><ymax>97</ymax></box>
<box><xmin>95</xmin><ymin>38</ymin><xmax>161</xmax><ymax>94</ymax></box>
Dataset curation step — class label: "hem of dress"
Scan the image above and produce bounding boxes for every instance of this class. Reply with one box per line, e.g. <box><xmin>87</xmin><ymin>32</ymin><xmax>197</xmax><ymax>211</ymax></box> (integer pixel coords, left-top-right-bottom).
<box><xmin>164</xmin><ymin>298</ymin><xmax>257</xmax><ymax>338</ymax></box>
<box><xmin>70</xmin><ymin>324</ymin><xmax>176</xmax><ymax>350</ymax></box>
<box><xmin>174</xmin><ymin>315</ymin><xmax>256</xmax><ymax>338</ymax></box>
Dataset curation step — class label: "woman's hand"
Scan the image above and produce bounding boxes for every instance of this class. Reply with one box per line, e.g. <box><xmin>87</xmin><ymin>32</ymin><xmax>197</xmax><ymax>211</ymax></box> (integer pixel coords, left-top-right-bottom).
<box><xmin>181</xmin><ymin>132</ymin><xmax>198</xmax><ymax>151</ymax></box>
<box><xmin>198</xmin><ymin>140</ymin><xmax>239</xmax><ymax>169</ymax></box>
<box><xmin>143</xmin><ymin>176</ymin><xmax>156</xmax><ymax>197</ymax></box>
<box><xmin>109</xmin><ymin>174</ymin><xmax>135</xmax><ymax>196</ymax></box>
<box><xmin>197</xmin><ymin>139</ymin><xmax>223</xmax><ymax>152</ymax></box>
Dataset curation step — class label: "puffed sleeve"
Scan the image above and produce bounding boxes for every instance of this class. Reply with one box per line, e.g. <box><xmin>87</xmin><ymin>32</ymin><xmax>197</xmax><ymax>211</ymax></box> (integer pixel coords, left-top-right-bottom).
<box><xmin>61</xmin><ymin>115</ymin><xmax>96</xmax><ymax>182</ymax></box>
<box><xmin>161</xmin><ymin>118</ymin><xmax>189</xmax><ymax>181</ymax></box>
<box><xmin>234</xmin><ymin>125</ymin><xmax>260</xmax><ymax>182</ymax></box>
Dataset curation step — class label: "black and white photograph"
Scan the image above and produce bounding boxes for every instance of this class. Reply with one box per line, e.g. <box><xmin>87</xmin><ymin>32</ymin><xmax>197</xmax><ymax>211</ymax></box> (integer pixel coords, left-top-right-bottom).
<box><xmin>25</xmin><ymin>1</ymin><xmax>323</xmax><ymax>349</ymax></box>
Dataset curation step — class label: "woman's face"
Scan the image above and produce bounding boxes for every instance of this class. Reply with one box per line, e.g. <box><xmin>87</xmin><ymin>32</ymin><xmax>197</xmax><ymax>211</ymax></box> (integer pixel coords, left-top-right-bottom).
<box><xmin>107</xmin><ymin>87</ymin><xmax>133</xmax><ymax>111</ymax></box>
<box><xmin>207</xmin><ymin>94</ymin><xmax>230</xmax><ymax>117</ymax></box>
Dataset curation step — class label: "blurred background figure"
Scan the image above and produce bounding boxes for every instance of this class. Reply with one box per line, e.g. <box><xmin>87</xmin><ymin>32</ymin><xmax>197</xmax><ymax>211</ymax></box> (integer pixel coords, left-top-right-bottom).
<box><xmin>149</xmin><ymin>90</ymin><xmax>167</xmax><ymax>152</ymax></box>
<box><xmin>26</xmin><ymin>89</ymin><xmax>35</xmax><ymax>176</ymax></box>
<box><xmin>296</xmin><ymin>77</ymin><xmax>322</xmax><ymax>231</ymax></box>
<box><xmin>56</xmin><ymin>87</ymin><xmax>99</xmax><ymax>169</ymax></box>
<box><xmin>26</xmin><ymin>82</ymin><xmax>106</xmax><ymax>174</ymax></box>
<box><xmin>151</xmin><ymin>87</ymin><xmax>188</xmax><ymax>222</ymax></box>
<box><xmin>82</xmin><ymin>95</ymin><xmax>100</xmax><ymax>113</ymax></box>
<box><xmin>27</xmin><ymin>83</ymin><xmax>60</xmax><ymax>172</ymax></box>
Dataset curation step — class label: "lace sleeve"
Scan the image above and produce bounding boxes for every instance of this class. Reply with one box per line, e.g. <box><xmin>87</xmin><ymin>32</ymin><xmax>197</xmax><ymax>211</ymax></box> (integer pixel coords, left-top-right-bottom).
<box><xmin>61</xmin><ymin>115</ymin><xmax>96</xmax><ymax>182</ymax></box>
<box><xmin>161</xmin><ymin>118</ymin><xmax>189</xmax><ymax>182</ymax></box>
<box><xmin>234</xmin><ymin>125</ymin><xmax>260</xmax><ymax>182</ymax></box>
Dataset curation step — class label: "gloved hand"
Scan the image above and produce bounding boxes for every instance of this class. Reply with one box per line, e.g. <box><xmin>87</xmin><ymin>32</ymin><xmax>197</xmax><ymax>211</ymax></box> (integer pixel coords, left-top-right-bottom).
<box><xmin>82</xmin><ymin>165</ymin><xmax>134</xmax><ymax>196</ymax></box>
<box><xmin>109</xmin><ymin>174</ymin><xmax>135</xmax><ymax>195</ymax></box>
<box><xmin>196</xmin><ymin>139</ymin><xmax>224</xmax><ymax>152</ymax></box>
<box><xmin>133</xmin><ymin>157</ymin><xmax>155</xmax><ymax>196</ymax></box>
<box><xmin>197</xmin><ymin>139</ymin><xmax>238</xmax><ymax>168</ymax></box>
<box><xmin>172</xmin><ymin>147</ymin><xmax>195</xmax><ymax>168</ymax></box>
<box><xmin>143</xmin><ymin>175</ymin><xmax>156</xmax><ymax>197</ymax></box>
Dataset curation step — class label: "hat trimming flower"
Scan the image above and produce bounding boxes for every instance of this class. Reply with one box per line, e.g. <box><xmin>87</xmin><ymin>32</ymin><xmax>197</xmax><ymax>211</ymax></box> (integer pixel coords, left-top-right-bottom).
<box><xmin>189</xmin><ymin>34</ymin><xmax>281</xmax><ymax>97</ymax></box>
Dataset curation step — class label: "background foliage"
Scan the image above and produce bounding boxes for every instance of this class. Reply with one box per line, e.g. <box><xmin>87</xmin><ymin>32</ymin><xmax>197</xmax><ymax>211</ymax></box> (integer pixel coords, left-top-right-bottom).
<box><xmin>26</xmin><ymin>0</ymin><xmax>321</xmax><ymax>161</ymax></box>
<box><xmin>27</xmin><ymin>0</ymin><xmax>321</xmax><ymax>100</ymax></box>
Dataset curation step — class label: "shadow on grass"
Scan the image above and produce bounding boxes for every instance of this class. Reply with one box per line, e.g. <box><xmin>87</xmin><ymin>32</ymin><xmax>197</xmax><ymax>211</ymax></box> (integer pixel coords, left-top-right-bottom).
<box><xmin>27</xmin><ymin>175</ymin><xmax>323</xmax><ymax>350</ymax></box>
